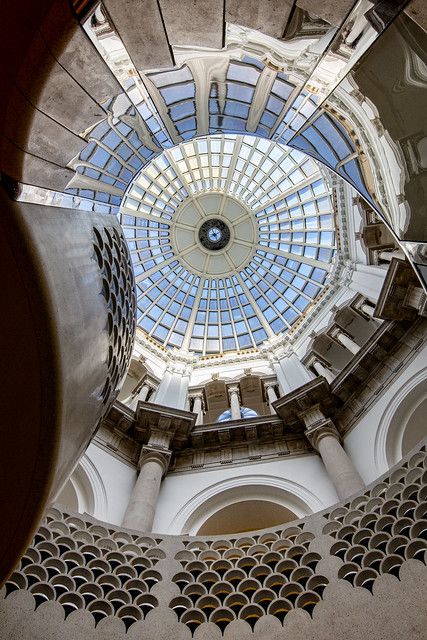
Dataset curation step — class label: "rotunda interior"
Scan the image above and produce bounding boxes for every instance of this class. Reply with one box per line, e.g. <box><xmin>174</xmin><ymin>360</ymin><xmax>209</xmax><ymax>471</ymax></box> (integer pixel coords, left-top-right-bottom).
<box><xmin>0</xmin><ymin>0</ymin><xmax>427</xmax><ymax>638</ymax></box>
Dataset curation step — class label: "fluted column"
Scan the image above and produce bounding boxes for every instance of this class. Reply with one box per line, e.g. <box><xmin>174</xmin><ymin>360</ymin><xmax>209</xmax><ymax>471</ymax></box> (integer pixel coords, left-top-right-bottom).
<box><xmin>264</xmin><ymin>383</ymin><xmax>278</xmax><ymax>414</ymax></box>
<box><xmin>331</xmin><ymin>328</ymin><xmax>360</xmax><ymax>355</ymax></box>
<box><xmin>228</xmin><ymin>385</ymin><xmax>241</xmax><ymax>420</ymax></box>
<box><xmin>303</xmin><ymin>412</ymin><xmax>364</xmax><ymax>500</ymax></box>
<box><xmin>311</xmin><ymin>358</ymin><xmax>335</xmax><ymax>384</ymax></box>
<box><xmin>122</xmin><ymin>447</ymin><xmax>171</xmax><ymax>532</ymax></box>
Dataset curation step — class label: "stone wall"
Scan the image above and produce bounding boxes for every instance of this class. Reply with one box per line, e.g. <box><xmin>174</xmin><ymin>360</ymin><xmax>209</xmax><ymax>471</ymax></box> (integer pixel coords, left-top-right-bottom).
<box><xmin>1</xmin><ymin>441</ymin><xmax>426</xmax><ymax>639</ymax></box>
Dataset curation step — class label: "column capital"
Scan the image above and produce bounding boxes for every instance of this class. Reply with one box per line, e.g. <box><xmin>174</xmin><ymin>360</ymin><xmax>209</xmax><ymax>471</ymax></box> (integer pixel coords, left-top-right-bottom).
<box><xmin>138</xmin><ymin>445</ymin><xmax>172</xmax><ymax>475</ymax></box>
<box><xmin>305</xmin><ymin>353</ymin><xmax>325</xmax><ymax>366</ymax></box>
<box><xmin>329</xmin><ymin>327</ymin><xmax>360</xmax><ymax>354</ymax></box>
<box><xmin>330</xmin><ymin>326</ymin><xmax>347</xmax><ymax>340</ymax></box>
<box><xmin>306</xmin><ymin>356</ymin><xmax>335</xmax><ymax>384</ymax></box>
<box><xmin>135</xmin><ymin>402</ymin><xmax>196</xmax><ymax>449</ymax></box>
<box><xmin>299</xmin><ymin>404</ymin><xmax>326</xmax><ymax>428</ymax></box>
<box><xmin>305</xmin><ymin>418</ymin><xmax>340</xmax><ymax>451</ymax></box>
<box><xmin>189</xmin><ymin>391</ymin><xmax>205</xmax><ymax>418</ymax></box>
<box><xmin>273</xmin><ymin>377</ymin><xmax>337</xmax><ymax>428</ymax></box>
<box><xmin>189</xmin><ymin>390</ymin><xmax>204</xmax><ymax>401</ymax></box>
<box><xmin>148</xmin><ymin>423</ymin><xmax>175</xmax><ymax>449</ymax></box>
<box><xmin>264</xmin><ymin>381</ymin><xmax>277</xmax><ymax>391</ymax></box>
<box><xmin>228</xmin><ymin>384</ymin><xmax>241</xmax><ymax>399</ymax></box>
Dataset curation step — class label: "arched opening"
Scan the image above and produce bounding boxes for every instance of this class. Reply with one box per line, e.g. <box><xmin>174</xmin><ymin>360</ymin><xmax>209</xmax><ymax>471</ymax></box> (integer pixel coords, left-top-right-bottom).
<box><xmin>401</xmin><ymin>396</ymin><xmax>427</xmax><ymax>457</ymax></box>
<box><xmin>375</xmin><ymin>372</ymin><xmax>427</xmax><ymax>472</ymax></box>
<box><xmin>172</xmin><ymin>477</ymin><xmax>321</xmax><ymax>535</ymax></box>
<box><xmin>56</xmin><ymin>480</ymin><xmax>79</xmax><ymax>512</ymax></box>
<box><xmin>53</xmin><ymin>455</ymin><xmax>108</xmax><ymax>520</ymax></box>
<box><xmin>196</xmin><ymin>500</ymin><xmax>296</xmax><ymax>535</ymax></box>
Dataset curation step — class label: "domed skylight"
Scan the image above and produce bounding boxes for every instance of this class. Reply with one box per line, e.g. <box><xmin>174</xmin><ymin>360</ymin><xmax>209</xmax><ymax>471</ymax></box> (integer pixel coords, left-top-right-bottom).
<box><xmin>120</xmin><ymin>134</ymin><xmax>336</xmax><ymax>355</ymax></box>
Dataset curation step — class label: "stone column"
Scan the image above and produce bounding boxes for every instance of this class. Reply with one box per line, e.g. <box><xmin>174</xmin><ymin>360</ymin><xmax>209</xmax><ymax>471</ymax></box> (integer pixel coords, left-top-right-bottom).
<box><xmin>377</xmin><ymin>248</ymin><xmax>405</xmax><ymax>263</ymax></box>
<box><xmin>332</xmin><ymin>328</ymin><xmax>360</xmax><ymax>355</ymax></box>
<box><xmin>281</xmin><ymin>352</ymin><xmax>314</xmax><ymax>391</ymax></box>
<box><xmin>304</xmin><ymin>413</ymin><xmax>364</xmax><ymax>500</ymax></box>
<box><xmin>270</xmin><ymin>357</ymin><xmax>291</xmax><ymax>395</ymax></box>
<box><xmin>311</xmin><ymin>358</ymin><xmax>335</xmax><ymax>384</ymax></box>
<box><xmin>122</xmin><ymin>446</ymin><xmax>171</xmax><ymax>532</ymax></box>
<box><xmin>264</xmin><ymin>383</ymin><xmax>278</xmax><ymax>414</ymax></box>
<box><xmin>349</xmin><ymin>263</ymin><xmax>387</xmax><ymax>302</ymax></box>
<box><xmin>228</xmin><ymin>385</ymin><xmax>241</xmax><ymax>420</ymax></box>
<box><xmin>129</xmin><ymin>381</ymin><xmax>151</xmax><ymax>411</ymax></box>
<box><xmin>191</xmin><ymin>392</ymin><xmax>204</xmax><ymax>426</ymax></box>
<box><xmin>360</xmin><ymin>302</ymin><xmax>375</xmax><ymax>317</ymax></box>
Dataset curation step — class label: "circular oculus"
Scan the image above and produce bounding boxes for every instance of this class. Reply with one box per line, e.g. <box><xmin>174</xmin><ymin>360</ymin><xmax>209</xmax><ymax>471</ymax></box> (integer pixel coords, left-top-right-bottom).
<box><xmin>199</xmin><ymin>219</ymin><xmax>231</xmax><ymax>251</ymax></box>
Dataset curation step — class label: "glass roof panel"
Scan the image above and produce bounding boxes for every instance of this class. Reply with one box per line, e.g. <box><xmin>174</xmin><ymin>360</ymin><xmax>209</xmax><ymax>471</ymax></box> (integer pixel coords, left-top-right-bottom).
<box><xmin>120</xmin><ymin>134</ymin><xmax>337</xmax><ymax>355</ymax></box>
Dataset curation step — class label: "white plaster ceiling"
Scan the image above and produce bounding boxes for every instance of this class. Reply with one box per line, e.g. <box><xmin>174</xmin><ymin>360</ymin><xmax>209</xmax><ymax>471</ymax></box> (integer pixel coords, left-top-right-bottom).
<box><xmin>171</xmin><ymin>193</ymin><xmax>257</xmax><ymax>277</ymax></box>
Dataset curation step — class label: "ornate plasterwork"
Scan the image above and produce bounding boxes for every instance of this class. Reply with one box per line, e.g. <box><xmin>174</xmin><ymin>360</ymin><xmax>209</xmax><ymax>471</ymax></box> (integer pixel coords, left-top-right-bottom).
<box><xmin>171</xmin><ymin>434</ymin><xmax>310</xmax><ymax>473</ymax></box>
<box><xmin>170</xmin><ymin>193</ymin><xmax>257</xmax><ymax>277</ymax></box>
<box><xmin>97</xmin><ymin>402</ymin><xmax>312</xmax><ymax>472</ymax></box>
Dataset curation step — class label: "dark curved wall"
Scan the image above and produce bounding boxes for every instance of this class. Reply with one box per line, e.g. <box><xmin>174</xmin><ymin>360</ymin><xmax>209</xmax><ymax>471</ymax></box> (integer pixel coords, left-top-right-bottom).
<box><xmin>0</xmin><ymin>0</ymin><xmax>135</xmax><ymax>585</ymax></box>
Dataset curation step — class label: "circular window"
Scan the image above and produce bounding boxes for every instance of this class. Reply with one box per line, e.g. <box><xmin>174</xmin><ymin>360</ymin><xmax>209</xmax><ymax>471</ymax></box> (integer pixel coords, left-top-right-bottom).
<box><xmin>199</xmin><ymin>219</ymin><xmax>231</xmax><ymax>251</ymax></box>
<box><xmin>208</xmin><ymin>226</ymin><xmax>222</xmax><ymax>243</ymax></box>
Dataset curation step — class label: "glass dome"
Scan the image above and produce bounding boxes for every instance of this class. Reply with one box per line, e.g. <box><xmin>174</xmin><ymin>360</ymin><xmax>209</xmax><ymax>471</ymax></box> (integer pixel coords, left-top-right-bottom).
<box><xmin>120</xmin><ymin>134</ymin><xmax>336</xmax><ymax>355</ymax></box>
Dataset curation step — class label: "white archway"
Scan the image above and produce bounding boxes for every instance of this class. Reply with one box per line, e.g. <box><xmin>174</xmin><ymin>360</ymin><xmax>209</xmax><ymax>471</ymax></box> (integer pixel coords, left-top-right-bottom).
<box><xmin>196</xmin><ymin>500</ymin><xmax>298</xmax><ymax>535</ymax></box>
<box><xmin>374</xmin><ymin>367</ymin><xmax>427</xmax><ymax>473</ymax></box>
<box><xmin>55</xmin><ymin>454</ymin><xmax>108</xmax><ymax>520</ymax></box>
<box><xmin>169</xmin><ymin>474</ymin><xmax>323</xmax><ymax>535</ymax></box>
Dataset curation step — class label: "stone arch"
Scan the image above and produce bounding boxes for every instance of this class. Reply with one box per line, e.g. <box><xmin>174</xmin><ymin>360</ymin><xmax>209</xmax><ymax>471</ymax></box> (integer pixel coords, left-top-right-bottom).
<box><xmin>169</xmin><ymin>475</ymin><xmax>323</xmax><ymax>535</ymax></box>
<box><xmin>55</xmin><ymin>454</ymin><xmax>108</xmax><ymax>521</ymax></box>
<box><xmin>374</xmin><ymin>367</ymin><xmax>427</xmax><ymax>474</ymax></box>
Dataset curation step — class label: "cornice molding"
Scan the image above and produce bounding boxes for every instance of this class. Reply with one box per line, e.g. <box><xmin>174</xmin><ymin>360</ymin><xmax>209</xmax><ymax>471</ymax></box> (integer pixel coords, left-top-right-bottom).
<box><xmin>98</xmin><ymin>319</ymin><xmax>427</xmax><ymax>470</ymax></box>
